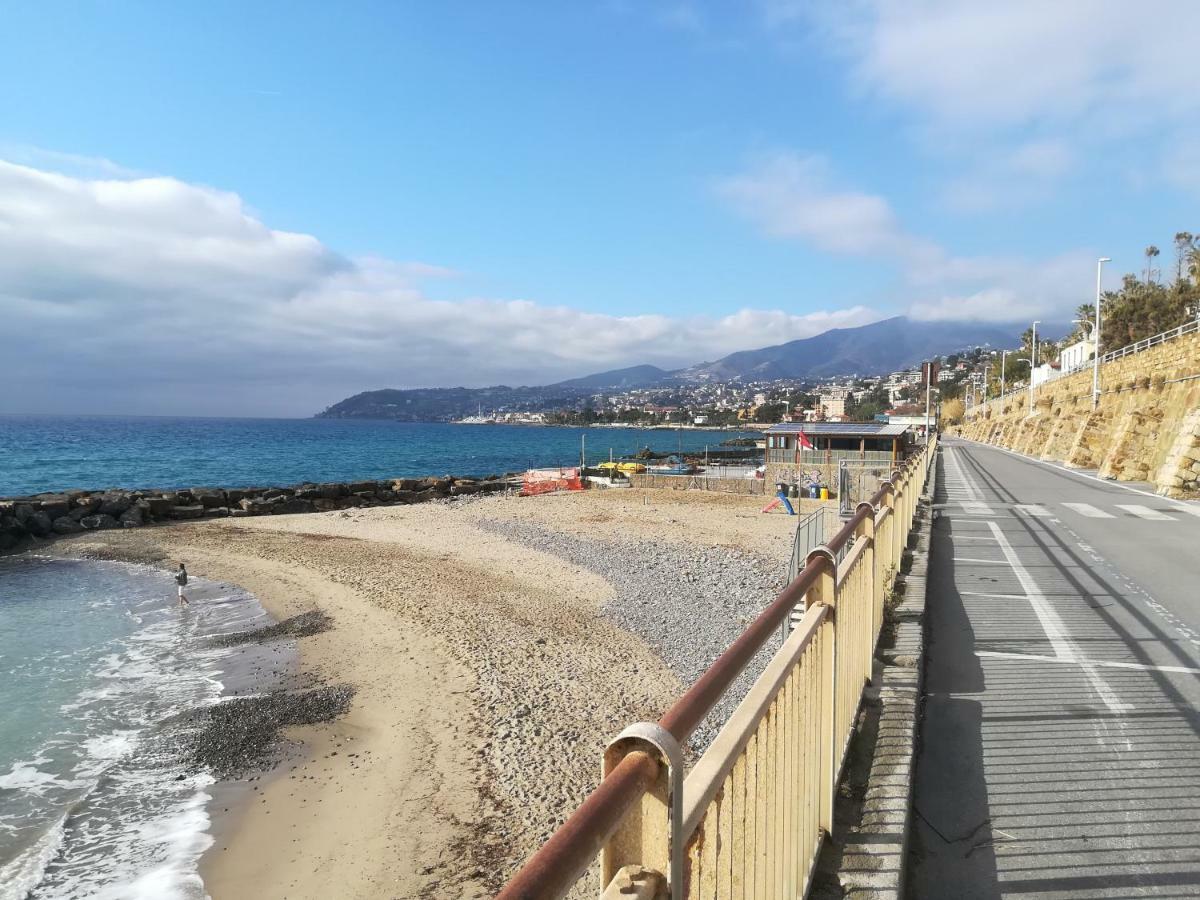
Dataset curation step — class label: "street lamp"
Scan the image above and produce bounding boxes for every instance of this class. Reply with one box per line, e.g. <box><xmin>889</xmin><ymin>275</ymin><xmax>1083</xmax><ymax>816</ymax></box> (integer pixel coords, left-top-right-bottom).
<box><xmin>1093</xmin><ymin>257</ymin><xmax>1110</xmax><ymax>410</ymax></box>
<box><xmin>1029</xmin><ymin>321</ymin><xmax>1041</xmax><ymax>415</ymax></box>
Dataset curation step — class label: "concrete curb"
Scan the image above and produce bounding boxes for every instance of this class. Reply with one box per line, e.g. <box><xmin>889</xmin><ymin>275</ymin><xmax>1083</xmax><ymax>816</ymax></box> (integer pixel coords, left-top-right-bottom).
<box><xmin>828</xmin><ymin>454</ymin><xmax>936</xmax><ymax>899</ymax></box>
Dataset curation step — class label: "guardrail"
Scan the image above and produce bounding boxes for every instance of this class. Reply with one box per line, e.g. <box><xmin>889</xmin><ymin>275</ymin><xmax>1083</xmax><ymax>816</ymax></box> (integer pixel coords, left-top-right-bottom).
<box><xmin>966</xmin><ymin>317</ymin><xmax>1200</xmax><ymax>419</ymax></box>
<box><xmin>497</xmin><ymin>436</ymin><xmax>937</xmax><ymax>899</ymax></box>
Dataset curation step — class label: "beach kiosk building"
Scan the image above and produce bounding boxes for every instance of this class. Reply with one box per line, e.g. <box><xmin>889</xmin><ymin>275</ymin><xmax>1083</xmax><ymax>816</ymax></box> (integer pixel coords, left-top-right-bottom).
<box><xmin>764</xmin><ymin>422</ymin><xmax>910</xmax><ymax>493</ymax></box>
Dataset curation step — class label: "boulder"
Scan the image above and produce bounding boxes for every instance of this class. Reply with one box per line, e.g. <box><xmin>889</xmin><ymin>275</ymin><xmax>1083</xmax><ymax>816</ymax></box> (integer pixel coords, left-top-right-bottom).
<box><xmin>450</xmin><ymin>482</ymin><xmax>481</xmax><ymax>496</ymax></box>
<box><xmin>120</xmin><ymin>506</ymin><xmax>145</xmax><ymax>528</ymax></box>
<box><xmin>191</xmin><ymin>488</ymin><xmax>228</xmax><ymax>508</ymax></box>
<box><xmin>392</xmin><ymin>479</ymin><xmax>421</xmax><ymax>492</ymax></box>
<box><xmin>25</xmin><ymin>510</ymin><xmax>53</xmax><ymax>537</ymax></box>
<box><xmin>11</xmin><ymin>502</ymin><xmax>35</xmax><ymax>523</ymax></box>
<box><xmin>348</xmin><ymin>480</ymin><xmax>381</xmax><ymax>494</ymax></box>
<box><xmin>39</xmin><ymin>497</ymin><xmax>71</xmax><ymax>518</ymax></box>
<box><xmin>262</xmin><ymin>488</ymin><xmax>292</xmax><ymax>500</ymax></box>
<box><xmin>312</xmin><ymin>498</ymin><xmax>339</xmax><ymax>512</ymax></box>
<box><xmin>80</xmin><ymin>513</ymin><xmax>120</xmax><ymax>530</ymax></box>
<box><xmin>144</xmin><ymin>497</ymin><xmax>174</xmax><ymax>517</ymax></box>
<box><xmin>69</xmin><ymin>506</ymin><xmax>93</xmax><ymax>522</ymax></box>
<box><xmin>391</xmin><ymin>490</ymin><xmax>419</xmax><ymax>504</ymax></box>
<box><xmin>52</xmin><ymin>516</ymin><xmax>85</xmax><ymax>535</ymax></box>
<box><xmin>73</xmin><ymin>496</ymin><xmax>102</xmax><ymax>514</ymax></box>
<box><xmin>229</xmin><ymin>508</ymin><xmax>252</xmax><ymax>518</ymax></box>
<box><xmin>275</xmin><ymin>498</ymin><xmax>314</xmax><ymax>515</ymax></box>
<box><xmin>98</xmin><ymin>492</ymin><xmax>132</xmax><ymax>516</ymax></box>
<box><xmin>170</xmin><ymin>505</ymin><xmax>206</xmax><ymax>520</ymax></box>
<box><xmin>225</xmin><ymin>488</ymin><xmax>252</xmax><ymax>504</ymax></box>
<box><xmin>296</xmin><ymin>483</ymin><xmax>343</xmax><ymax>501</ymax></box>
<box><xmin>205</xmin><ymin>507</ymin><xmax>231</xmax><ymax>518</ymax></box>
<box><xmin>239</xmin><ymin>498</ymin><xmax>279</xmax><ymax>515</ymax></box>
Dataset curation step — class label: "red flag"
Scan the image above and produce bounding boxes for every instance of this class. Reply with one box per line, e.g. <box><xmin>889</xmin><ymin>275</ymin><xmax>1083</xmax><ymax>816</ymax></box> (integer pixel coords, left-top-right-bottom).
<box><xmin>798</xmin><ymin>429</ymin><xmax>813</xmax><ymax>450</ymax></box>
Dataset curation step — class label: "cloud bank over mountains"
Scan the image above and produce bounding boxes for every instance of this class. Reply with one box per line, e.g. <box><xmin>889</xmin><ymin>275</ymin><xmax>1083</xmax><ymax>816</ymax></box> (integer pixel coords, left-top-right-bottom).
<box><xmin>0</xmin><ymin>160</ymin><xmax>879</xmax><ymax>416</ymax></box>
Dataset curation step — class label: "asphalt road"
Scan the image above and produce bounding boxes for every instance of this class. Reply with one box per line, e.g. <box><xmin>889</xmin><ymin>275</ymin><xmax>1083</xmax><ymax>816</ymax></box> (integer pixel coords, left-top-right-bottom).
<box><xmin>909</xmin><ymin>438</ymin><xmax>1200</xmax><ymax>899</ymax></box>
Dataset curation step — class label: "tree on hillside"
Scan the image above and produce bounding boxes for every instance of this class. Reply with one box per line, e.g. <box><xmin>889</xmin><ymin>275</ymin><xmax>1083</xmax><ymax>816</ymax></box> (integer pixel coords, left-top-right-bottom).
<box><xmin>1175</xmin><ymin>232</ymin><xmax>1195</xmax><ymax>282</ymax></box>
<box><xmin>941</xmin><ymin>398</ymin><xmax>965</xmax><ymax>424</ymax></box>
<box><xmin>1145</xmin><ymin>245</ymin><xmax>1161</xmax><ymax>284</ymax></box>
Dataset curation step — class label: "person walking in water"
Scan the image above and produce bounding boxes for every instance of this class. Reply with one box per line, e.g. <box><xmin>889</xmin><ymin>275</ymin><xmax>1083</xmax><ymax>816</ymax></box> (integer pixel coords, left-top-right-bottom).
<box><xmin>175</xmin><ymin>563</ymin><xmax>190</xmax><ymax>607</ymax></box>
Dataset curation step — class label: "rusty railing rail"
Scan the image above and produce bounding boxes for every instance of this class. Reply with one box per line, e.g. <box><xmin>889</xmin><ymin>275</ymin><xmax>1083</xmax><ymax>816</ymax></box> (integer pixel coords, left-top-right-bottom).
<box><xmin>498</xmin><ymin>435</ymin><xmax>937</xmax><ymax>899</ymax></box>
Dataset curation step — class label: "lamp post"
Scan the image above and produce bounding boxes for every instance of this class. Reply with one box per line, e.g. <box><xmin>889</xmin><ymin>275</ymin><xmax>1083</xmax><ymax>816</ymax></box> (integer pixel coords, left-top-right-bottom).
<box><xmin>1093</xmin><ymin>256</ymin><xmax>1110</xmax><ymax>409</ymax></box>
<box><xmin>1000</xmin><ymin>350</ymin><xmax>1008</xmax><ymax>397</ymax></box>
<box><xmin>1030</xmin><ymin>320</ymin><xmax>1041</xmax><ymax>415</ymax></box>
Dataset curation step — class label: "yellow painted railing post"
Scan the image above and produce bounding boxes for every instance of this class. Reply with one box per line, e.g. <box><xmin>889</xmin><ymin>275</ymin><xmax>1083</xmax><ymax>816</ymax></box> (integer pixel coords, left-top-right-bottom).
<box><xmin>856</xmin><ymin>502</ymin><xmax>877</xmax><ymax>678</ymax></box>
<box><xmin>804</xmin><ymin>547</ymin><xmax>837</xmax><ymax>836</ymax></box>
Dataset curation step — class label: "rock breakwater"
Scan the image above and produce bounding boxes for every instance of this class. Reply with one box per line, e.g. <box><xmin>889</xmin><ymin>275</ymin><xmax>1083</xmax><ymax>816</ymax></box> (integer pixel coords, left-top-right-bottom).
<box><xmin>0</xmin><ymin>474</ymin><xmax>514</xmax><ymax>553</ymax></box>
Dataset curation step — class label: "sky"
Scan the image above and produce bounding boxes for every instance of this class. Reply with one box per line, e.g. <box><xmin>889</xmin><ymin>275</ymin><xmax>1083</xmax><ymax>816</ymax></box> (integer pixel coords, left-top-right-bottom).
<box><xmin>2</xmin><ymin>1</ymin><xmax>1198</xmax><ymax>416</ymax></box>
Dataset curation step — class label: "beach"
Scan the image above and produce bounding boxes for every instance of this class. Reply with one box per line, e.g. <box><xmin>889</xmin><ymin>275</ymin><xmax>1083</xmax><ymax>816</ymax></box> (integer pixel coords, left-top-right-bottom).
<box><xmin>50</xmin><ymin>487</ymin><xmax>797</xmax><ymax>898</ymax></box>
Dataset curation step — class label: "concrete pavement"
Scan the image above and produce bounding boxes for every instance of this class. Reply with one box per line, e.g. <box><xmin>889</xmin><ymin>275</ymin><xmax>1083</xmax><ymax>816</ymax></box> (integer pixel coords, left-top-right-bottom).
<box><xmin>909</xmin><ymin>438</ymin><xmax>1200</xmax><ymax>899</ymax></box>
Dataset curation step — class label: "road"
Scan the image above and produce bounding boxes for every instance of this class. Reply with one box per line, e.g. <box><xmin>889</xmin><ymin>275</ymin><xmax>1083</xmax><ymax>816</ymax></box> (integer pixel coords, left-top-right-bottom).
<box><xmin>909</xmin><ymin>437</ymin><xmax>1200</xmax><ymax>899</ymax></box>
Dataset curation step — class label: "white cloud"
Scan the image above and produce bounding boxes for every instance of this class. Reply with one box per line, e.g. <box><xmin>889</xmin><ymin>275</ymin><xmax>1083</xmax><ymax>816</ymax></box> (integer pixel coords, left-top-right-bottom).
<box><xmin>0</xmin><ymin>158</ymin><xmax>882</xmax><ymax>416</ymax></box>
<box><xmin>801</xmin><ymin>1</ymin><xmax>1200</xmax><ymax>132</ymax></box>
<box><xmin>717</xmin><ymin>151</ymin><xmax>1100</xmax><ymax>324</ymax></box>
<box><xmin>716</xmin><ymin>152</ymin><xmax>940</xmax><ymax>262</ymax></box>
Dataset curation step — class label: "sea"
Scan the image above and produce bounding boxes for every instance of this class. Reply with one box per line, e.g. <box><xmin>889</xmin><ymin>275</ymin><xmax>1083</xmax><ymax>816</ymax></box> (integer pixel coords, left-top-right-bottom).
<box><xmin>0</xmin><ymin>415</ymin><xmax>757</xmax><ymax>897</ymax></box>
<box><xmin>0</xmin><ymin>557</ymin><xmax>278</xmax><ymax>900</ymax></box>
<box><xmin>0</xmin><ymin>415</ymin><xmax>758</xmax><ymax>497</ymax></box>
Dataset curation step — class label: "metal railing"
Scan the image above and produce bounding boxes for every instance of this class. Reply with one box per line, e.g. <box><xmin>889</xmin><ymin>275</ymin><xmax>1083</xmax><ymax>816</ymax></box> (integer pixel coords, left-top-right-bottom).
<box><xmin>497</xmin><ymin>436</ymin><xmax>937</xmax><ymax>899</ymax></box>
<box><xmin>966</xmin><ymin>316</ymin><xmax>1200</xmax><ymax>419</ymax></box>
<box><xmin>1101</xmin><ymin>316</ymin><xmax>1200</xmax><ymax>363</ymax></box>
<box><xmin>767</xmin><ymin>448</ymin><xmax>895</xmax><ymax>465</ymax></box>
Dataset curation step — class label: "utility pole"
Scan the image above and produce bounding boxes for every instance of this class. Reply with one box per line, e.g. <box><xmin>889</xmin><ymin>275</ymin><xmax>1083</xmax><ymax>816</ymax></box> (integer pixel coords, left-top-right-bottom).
<box><xmin>1093</xmin><ymin>257</ymin><xmax>1110</xmax><ymax>410</ymax></box>
<box><xmin>1029</xmin><ymin>320</ymin><xmax>1040</xmax><ymax>415</ymax></box>
<box><xmin>1000</xmin><ymin>350</ymin><xmax>1007</xmax><ymax>398</ymax></box>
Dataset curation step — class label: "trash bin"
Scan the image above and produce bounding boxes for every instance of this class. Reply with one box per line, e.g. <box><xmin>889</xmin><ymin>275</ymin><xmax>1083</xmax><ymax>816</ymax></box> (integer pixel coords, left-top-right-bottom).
<box><xmin>789</xmin><ymin>484</ymin><xmax>799</xmax><ymax>499</ymax></box>
<box><xmin>809</xmin><ymin>484</ymin><xmax>820</xmax><ymax>499</ymax></box>
<box><xmin>820</xmin><ymin>487</ymin><xmax>829</xmax><ymax>501</ymax></box>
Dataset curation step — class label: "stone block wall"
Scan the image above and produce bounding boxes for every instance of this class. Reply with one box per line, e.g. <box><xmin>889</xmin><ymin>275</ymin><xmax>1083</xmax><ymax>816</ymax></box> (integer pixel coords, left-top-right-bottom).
<box><xmin>956</xmin><ymin>328</ymin><xmax>1200</xmax><ymax>497</ymax></box>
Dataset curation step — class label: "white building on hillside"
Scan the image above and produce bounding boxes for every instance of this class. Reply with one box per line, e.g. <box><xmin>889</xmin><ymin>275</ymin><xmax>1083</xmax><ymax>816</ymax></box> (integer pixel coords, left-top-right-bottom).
<box><xmin>1059</xmin><ymin>337</ymin><xmax>1096</xmax><ymax>374</ymax></box>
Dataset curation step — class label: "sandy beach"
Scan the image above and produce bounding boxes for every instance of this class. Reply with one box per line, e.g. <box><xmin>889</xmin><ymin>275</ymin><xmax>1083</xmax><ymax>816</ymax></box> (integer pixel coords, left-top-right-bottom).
<box><xmin>53</xmin><ymin>487</ymin><xmax>799</xmax><ymax>898</ymax></box>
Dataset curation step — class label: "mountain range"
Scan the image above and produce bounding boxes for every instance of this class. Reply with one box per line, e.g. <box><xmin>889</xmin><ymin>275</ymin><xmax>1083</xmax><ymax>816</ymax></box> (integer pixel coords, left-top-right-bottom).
<box><xmin>317</xmin><ymin>316</ymin><xmax>1024</xmax><ymax>420</ymax></box>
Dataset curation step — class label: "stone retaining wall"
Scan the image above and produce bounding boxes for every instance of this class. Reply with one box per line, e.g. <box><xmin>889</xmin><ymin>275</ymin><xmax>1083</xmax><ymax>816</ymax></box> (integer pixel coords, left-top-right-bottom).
<box><xmin>956</xmin><ymin>327</ymin><xmax>1200</xmax><ymax>497</ymax></box>
<box><xmin>0</xmin><ymin>475</ymin><xmax>513</xmax><ymax>553</ymax></box>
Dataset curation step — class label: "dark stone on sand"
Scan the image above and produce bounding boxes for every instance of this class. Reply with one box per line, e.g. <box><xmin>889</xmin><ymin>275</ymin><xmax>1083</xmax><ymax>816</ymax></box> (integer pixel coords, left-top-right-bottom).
<box><xmin>192</xmin><ymin>488</ymin><xmax>228</xmax><ymax>508</ymax></box>
<box><xmin>274</xmin><ymin>498</ymin><xmax>314</xmax><ymax>514</ymax></box>
<box><xmin>120</xmin><ymin>505</ymin><xmax>145</xmax><ymax>528</ymax></box>
<box><xmin>205</xmin><ymin>506</ymin><xmax>231</xmax><ymax>518</ymax></box>
<box><xmin>53</xmin><ymin>516</ymin><xmax>85</xmax><ymax>535</ymax></box>
<box><xmin>80</xmin><ymin>513</ymin><xmax>120</xmax><ymax>530</ymax></box>
<box><xmin>181</xmin><ymin>685</ymin><xmax>356</xmax><ymax>778</ymax></box>
<box><xmin>98</xmin><ymin>492</ymin><xmax>133</xmax><ymax>516</ymax></box>
<box><xmin>39</xmin><ymin>498</ymin><xmax>71</xmax><ymax>518</ymax></box>
<box><xmin>25</xmin><ymin>510</ymin><xmax>54</xmax><ymax>536</ymax></box>
<box><xmin>210</xmin><ymin>610</ymin><xmax>333</xmax><ymax>648</ymax></box>
<box><xmin>144</xmin><ymin>497</ymin><xmax>175</xmax><ymax>516</ymax></box>
<box><xmin>239</xmin><ymin>498</ymin><xmax>277</xmax><ymax>515</ymax></box>
<box><xmin>171</xmin><ymin>505</ymin><xmax>206</xmax><ymax>520</ymax></box>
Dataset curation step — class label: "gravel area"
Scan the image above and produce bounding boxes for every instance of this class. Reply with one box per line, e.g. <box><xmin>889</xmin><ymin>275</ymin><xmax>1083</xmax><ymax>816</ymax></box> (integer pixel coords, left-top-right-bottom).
<box><xmin>175</xmin><ymin>686</ymin><xmax>355</xmax><ymax>777</ymax></box>
<box><xmin>479</xmin><ymin>519</ymin><xmax>788</xmax><ymax>753</ymax></box>
<box><xmin>210</xmin><ymin>610</ymin><xmax>333</xmax><ymax>647</ymax></box>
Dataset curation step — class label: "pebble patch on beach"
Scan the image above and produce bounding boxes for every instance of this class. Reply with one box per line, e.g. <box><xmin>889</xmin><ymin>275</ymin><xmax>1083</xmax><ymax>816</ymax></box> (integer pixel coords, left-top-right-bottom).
<box><xmin>209</xmin><ymin>609</ymin><xmax>333</xmax><ymax>647</ymax></box>
<box><xmin>479</xmin><ymin>519</ymin><xmax>786</xmax><ymax>753</ymax></box>
<box><xmin>176</xmin><ymin>685</ymin><xmax>356</xmax><ymax>778</ymax></box>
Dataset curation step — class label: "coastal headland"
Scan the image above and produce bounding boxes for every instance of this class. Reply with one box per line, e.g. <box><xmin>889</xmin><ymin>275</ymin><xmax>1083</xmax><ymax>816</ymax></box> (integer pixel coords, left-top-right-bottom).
<box><xmin>42</xmin><ymin>486</ymin><xmax>796</xmax><ymax>898</ymax></box>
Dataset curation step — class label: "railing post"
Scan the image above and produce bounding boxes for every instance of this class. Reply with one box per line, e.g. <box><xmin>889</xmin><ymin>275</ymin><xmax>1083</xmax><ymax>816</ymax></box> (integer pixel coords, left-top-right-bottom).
<box><xmin>856</xmin><ymin>502</ymin><xmax>878</xmax><ymax>675</ymax></box>
<box><xmin>804</xmin><ymin>548</ymin><xmax>838</xmax><ymax>836</ymax></box>
<box><xmin>889</xmin><ymin>469</ymin><xmax>903</xmax><ymax>565</ymax></box>
<box><xmin>601</xmin><ymin>724</ymin><xmax>683</xmax><ymax>898</ymax></box>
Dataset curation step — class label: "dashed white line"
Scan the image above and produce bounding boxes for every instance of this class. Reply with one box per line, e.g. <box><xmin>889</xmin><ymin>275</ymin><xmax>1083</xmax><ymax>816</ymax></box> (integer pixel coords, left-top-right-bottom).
<box><xmin>986</xmin><ymin>520</ymin><xmax>1131</xmax><ymax>714</ymax></box>
<box><xmin>1115</xmin><ymin>504</ymin><xmax>1174</xmax><ymax>521</ymax></box>
<box><xmin>1062</xmin><ymin>502</ymin><xmax>1116</xmax><ymax>519</ymax></box>
<box><xmin>1014</xmin><ymin>503</ymin><xmax>1054</xmax><ymax>517</ymax></box>
<box><xmin>976</xmin><ymin>650</ymin><xmax>1200</xmax><ymax>675</ymax></box>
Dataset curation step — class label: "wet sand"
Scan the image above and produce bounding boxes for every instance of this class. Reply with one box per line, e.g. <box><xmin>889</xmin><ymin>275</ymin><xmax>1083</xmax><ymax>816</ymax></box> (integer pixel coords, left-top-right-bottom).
<box><xmin>54</xmin><ymin>488</ymin><xmax>796</xmax><ymax>898</ymax></box>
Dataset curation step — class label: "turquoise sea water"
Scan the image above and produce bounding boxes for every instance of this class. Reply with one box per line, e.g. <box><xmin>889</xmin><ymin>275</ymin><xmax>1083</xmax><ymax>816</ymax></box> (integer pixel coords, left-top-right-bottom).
<box><xmin>0</xmin><ymin>416</ymin><xmax>757</xmax><ymax>497</ymax></box>
<box><xmin>0</xmin><ymin>557</ymin><xmax>275</xmax><ymax>900</ymax></box>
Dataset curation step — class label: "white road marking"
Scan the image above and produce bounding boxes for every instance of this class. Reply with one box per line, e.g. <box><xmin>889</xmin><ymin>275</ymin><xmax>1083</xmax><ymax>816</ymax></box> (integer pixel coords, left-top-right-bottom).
<box><xmin>985</xmin><ymin>520</ymin><xmax>1131</xmax><ymax>713</ymax></box>
<box><xmin>976</xmin><ymin>650</ymin><xmax>1200</xmax><ymax>675</ymax></box>
<box><xmin>960</xmin><ymin>591</ymin><xmax>1029</xmax><ymax>600</ymax></box>
<box><xmin>957</xmin><ymin>437</ymin><xmax>1200</xmax><ymax>517</ymax></box>
<box><xmin>1115</xmin><ymin>504</ymin><xmax>1174</xmax><ymax>521</ymax></box>
<box><xmin>1014</xmin><ymin>503</ymin><xmax>1053</xmax><ymax>517</ymax></box>
<box><xmin>960</xmin><ymin>501</ymin><xmax>993</xmax><ymax>514</ymax></box>
<box><xmin>953</xmin><ymin>557</ymin><xmax>1008</xmax><ymax>565</ymax></box>
<box><xmin>1061</xmin><ymin>502</ymin><xmax>1116</xmax><ymax>519</ymax></box>
<box><xmin>952</xmin><ymin>535</ymin><xmax>999</xmax><ymax>543</ymax></box>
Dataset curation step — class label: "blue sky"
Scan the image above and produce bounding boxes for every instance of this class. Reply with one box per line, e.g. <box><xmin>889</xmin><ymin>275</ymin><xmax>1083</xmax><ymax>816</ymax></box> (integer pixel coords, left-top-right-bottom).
<box><xmin>2</xmin><ymin>1</ymin><xmax>1198</xmax><ymax>414</ymax></box>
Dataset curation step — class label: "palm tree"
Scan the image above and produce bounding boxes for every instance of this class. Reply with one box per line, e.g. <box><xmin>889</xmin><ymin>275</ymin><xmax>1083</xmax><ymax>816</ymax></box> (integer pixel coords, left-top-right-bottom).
<box><xmin>1145</xmin><ymin>245</ymin><xmax>1161</xmax><ymax>283</ymax></box>
<box><xmin>1175</xmin><ymin>232</ymin><xmax>1194</xmax><ymax>282</ymax></box>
